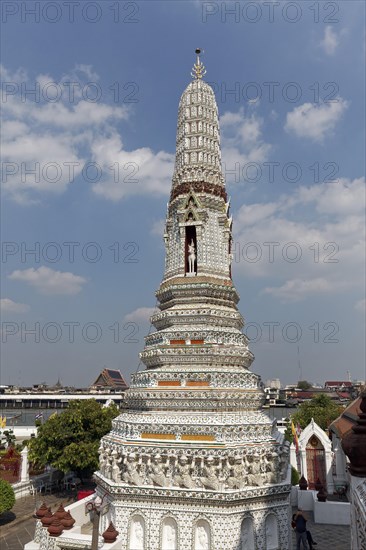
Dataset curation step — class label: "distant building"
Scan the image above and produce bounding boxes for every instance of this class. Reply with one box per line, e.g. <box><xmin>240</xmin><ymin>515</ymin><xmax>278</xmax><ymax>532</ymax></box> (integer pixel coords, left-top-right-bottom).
<box><xmin>325</xmin><ymin>381</ymin><xmax>353</xmax><ymax>392</ymax></box>
<box><xmin>91</xmin><ymin>368</ymin><xmax>128</xmax><ymax>391</ymax></box>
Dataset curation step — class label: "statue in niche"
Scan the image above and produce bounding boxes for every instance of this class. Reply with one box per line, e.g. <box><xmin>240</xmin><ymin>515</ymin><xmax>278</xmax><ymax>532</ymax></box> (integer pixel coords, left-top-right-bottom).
<box><xmin>174</xmin><ymin>455</ymin><xmax>195</xmax><ymax>489</ymax></box>
<box><xmin>130</xmin><ymin>517</ymin><xmax>144</xmax><ymax>550</ymax></box>
<box><xmin>162</xmin><ymin>520</ymin><xmax>178</xmax><ymax>550</ymax></box>
<box><xmin>195</xmin><ymin>524</ymin><xmax>210</xmax><ymax>550</ymax></box>
<box><xmin>148</xmin><ymin>455</ymin><xmax>169</xmax><ymax>487</ymax></box>
<box><xmin>122</xmin><ymin>454</ymin><xmax>144</xmax><ymax>486</ymax></box>
<box><xmin>188</xmin><ymin>240</ymin><xmax>196</xmax><ymax>274</ymax></box>
<box><xmin>200</xmin><ymin>457</ymin><xmax>219</xmax><ymax>490</ymax></box>
<box><xmin>227</xmin><ymin>457</ymin><xmax>246</xmax><ymax>490</ymax></box>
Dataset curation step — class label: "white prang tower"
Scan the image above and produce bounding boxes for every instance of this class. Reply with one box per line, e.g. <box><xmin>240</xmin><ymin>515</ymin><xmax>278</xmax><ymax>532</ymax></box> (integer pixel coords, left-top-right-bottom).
<box><xmin>96</xmin><ymin>50</ymin><xmax>292</xmax><ymax>550</ymax></box>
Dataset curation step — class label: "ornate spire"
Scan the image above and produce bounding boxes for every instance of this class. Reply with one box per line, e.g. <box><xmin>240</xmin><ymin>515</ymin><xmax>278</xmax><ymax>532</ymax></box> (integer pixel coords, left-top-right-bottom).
<box><xmin>191</xmin><ymin>48</ymin><xmax>206</xmax><ymax>80</ymax></box>
<box><xmin>173</xmin><ymin>51</ymin><xmax>224</xmax><ymax>189</ymax></box>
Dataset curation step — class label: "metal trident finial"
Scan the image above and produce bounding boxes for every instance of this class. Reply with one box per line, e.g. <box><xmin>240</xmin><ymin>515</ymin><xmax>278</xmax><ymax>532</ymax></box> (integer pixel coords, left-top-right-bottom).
<box><xmin>191</xmin><ymin>48</ymin><xmax>206</xmax><ymax>80</ymax></box>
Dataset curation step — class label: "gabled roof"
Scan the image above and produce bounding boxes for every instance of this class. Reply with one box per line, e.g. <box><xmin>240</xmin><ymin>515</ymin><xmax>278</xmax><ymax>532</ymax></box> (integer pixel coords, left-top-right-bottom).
<box><xmin>91</xmin><ymin>368</ymin><xmax>128</xmax><ymax>390</ymax></box>
<box><xmin>329</xmin><ymin>396</ymin><xmax>361</xmax><ymax>439</ymax></box>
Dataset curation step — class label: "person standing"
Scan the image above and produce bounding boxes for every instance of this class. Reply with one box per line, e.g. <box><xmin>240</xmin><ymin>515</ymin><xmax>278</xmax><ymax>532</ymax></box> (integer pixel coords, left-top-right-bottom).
<box><xmin>294</xmin><ymin>509</ymin><xmax>309</xmax><ymax>549</ymax></box>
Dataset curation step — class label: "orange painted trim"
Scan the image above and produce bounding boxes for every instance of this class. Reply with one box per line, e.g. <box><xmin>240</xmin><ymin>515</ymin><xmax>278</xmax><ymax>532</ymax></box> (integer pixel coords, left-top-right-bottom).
<box><xmin>181</xmin><ymin>434</ymin><xmax>215</xmax><ymax>441</ymax></box>
<box><xmin>186</xmin><ymin>380</ymin><xmax>209</xmax><ymax>387</ymax></box>
<box><xmin>157</xmin><ymin>380</ymin><xmax>181</xmax><ymax>387</ymax></box>
<box><xmin>141</xmin><ymin>433</ymin><xmax>176</xmax><ymax>440</ymax></box>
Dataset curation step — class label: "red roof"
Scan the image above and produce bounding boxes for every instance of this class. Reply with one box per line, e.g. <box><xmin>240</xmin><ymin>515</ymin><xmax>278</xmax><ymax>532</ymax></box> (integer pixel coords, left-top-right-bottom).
<box><xmin>325</xmin><ymin>381</ymin><xmax>352</xmax><ymax>387</ymax></box>
<box><xmin>293</xmin><ymin>391</ymin><xmax>314</xmax><ymax>398</ymax></box>
<box><xmin>337</xmin><ymin>391</ymin><xmax>351</xmax><ymax>399</ymax></box>
<box><xmin>91</xmin><ymin>368</ymin><xmax>128</xmax><ymax>389</ymax></box>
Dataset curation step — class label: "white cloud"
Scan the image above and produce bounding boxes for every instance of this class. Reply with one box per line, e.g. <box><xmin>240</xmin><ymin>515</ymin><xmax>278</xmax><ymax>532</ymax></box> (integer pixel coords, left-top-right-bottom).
<box><xmin>8</xmin><ymin>266</ymin><xmax>87</xmax><ymax>295</ymax></box>
<box><xmin>0</xmin><ymin>298</ymin><xmax>30</xmax><ymax>313</ymax></box>
<box><xmin>220</xmin><ymin>108</ymin><xmax>271</xmax><ymax>184</ymax></box>
<box><xmin>1</xmin><ymin>65</ymin><xmax>172</xmax><ymax>203</ymax></box>
<box><xmin>355</xmin><ymin>299</ymin><xmax>366</xmax><ymax>313</ymax></box>
<box><xmin>91</xmin><ymin>133</ymin><xmax>174</xmax><ymax>201</ymax></box>
<box><xmin>320</xmin><ymin>26</ymin><xmax>339</xmax><ymax>55</ymax></box>
<box><xmin>233</xmin><ymin>178</ymin><xmax>366</xmax><ymax>301</ymax></box>
<box><xmin>262</xmin><ymin>278</ymin><xmax>346</xmax><ymax>303</ymax></box>
<box><xmin>285</xmin><ymin>98</ymin><xmax>348</xmax><ymax>142</ymax></box>
<box><xmin>150</xmin><ymin>219</ymin><xmax>165</xmax><ymax>237</ymax></box>
<box><xmin>124</xmin><ymin>307</ymin><xmax>156</xmax><ymax>323</ymax></box>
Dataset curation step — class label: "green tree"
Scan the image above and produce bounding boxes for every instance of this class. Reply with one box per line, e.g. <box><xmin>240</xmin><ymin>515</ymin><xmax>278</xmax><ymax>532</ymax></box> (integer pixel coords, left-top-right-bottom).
<box><xmin>1</xmin><ymin>430</ymin><xmax>16</xmax><ymax>448</ymax></box>
<box><xmin>0</xmin><ymin>479</ymin><xmax>16</xmax><ymax>515</ymax></box>
<box><xmin>297</xmin><ymin>380</ymin><xmax>312</xmax><ymax>390</ymax></box>
<box><xmin>285</xmin><ymin>394</ymin><xmax>343</xmax><ymax>443</ymax></box>
<box><xmin>28</xmin><ymin>400</ymin><xmax>119</xmax><ymax>479</ymax></box>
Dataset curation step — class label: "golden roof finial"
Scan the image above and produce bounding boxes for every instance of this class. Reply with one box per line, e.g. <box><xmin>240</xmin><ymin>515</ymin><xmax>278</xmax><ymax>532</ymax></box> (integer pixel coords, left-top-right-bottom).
<box><xmin>191</xmin><ymin>48</ymin><xmax>206</xmax><ymax>80</ymax></box>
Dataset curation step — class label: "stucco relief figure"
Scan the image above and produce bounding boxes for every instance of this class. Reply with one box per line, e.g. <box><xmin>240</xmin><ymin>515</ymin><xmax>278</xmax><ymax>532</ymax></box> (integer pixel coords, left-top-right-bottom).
<box><xmin>227</xmin><ymin>457</ymin><xmax>246</xmax><ymax>490</ymax></box>
<box><xmin>200</xmin><ymin>457</ymin><xmax>219</xmax><ymax>490</ymax></box>
<box><xmin>174</xmin><ymin>455</ymin><xmax>195</xmax><ymax>489</ymax></box>
<box><xmin>104</xmin><ymin>449</ymin><xmax>112</xmax><ymax>479</ymax></box>
<box><xmin>99</xmin><ymin>447</ymin><xmax>107</xmax><ymax>476</ymax></box>
<box><xmin>111</xmin><ymin>451</ymin><xmax>122</xmax><ymax>483</ymax></box>
<box><xmin>162</xmin><ymin>520</ymin><xmax>178</xmax><ymax>550</ymax></box>
<box><xmin>148</xmin><ymin>455</ymin><xmax>169</xmax><ymax>487</ymax></box>
<box><xmin>123</xmin><ymin>454</ymin><xmax>144</xmax><ymax>486</ymax></box>
<box><xmin>279</xmin><ymin>445</ymin><xmax>289</xmax><ymax>480</ymax></box>
<box><xmin>188</xmin><ymin>239</ymin><xmax>196</xmax><ymax>274</ymax></box>
<box><xmin>130</xmin><ymin>518</ymin><xmax>144</xmax><ymax>550</ymax></box>
<box><xmin>247</xmin><ymin>456</ymin><xmax>261</xmax><ymax>486</ymax></box>
<box><xmin>195</xmin><ymin>524</ymin><xmax>210</xmax><ymax>550</ymax></box>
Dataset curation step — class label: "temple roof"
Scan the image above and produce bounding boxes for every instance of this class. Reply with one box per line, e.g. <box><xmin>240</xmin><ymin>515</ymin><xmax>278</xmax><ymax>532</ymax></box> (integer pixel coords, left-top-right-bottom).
<box><xmin>91</xmin><ymin>368</ymin><xmax>128</xmax><ymax>390</ymax></box>
<box><xmin>329</xmin><ymin>396</ymin><xmax>361</xmax><ymax>439</ymax></box>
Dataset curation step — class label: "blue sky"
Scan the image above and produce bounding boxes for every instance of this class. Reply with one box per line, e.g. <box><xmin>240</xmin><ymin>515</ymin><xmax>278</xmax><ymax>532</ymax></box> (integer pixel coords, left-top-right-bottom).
<box><xmin>1</xmin><ymin>1</ymin><xmax>365</xmax><ymax>388</ymax></box>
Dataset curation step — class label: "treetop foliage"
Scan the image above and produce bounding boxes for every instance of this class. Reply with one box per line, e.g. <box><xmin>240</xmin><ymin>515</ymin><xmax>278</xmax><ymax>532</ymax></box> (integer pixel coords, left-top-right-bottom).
<box><xmin>285</xmin><ymin>393</ymin><xmax>344</xmax><ymax>442</ymax></box>
<box><xmin>28</xmin><ymin>399</ymin><xmax>119</xmax><ymax>476</ymax></box>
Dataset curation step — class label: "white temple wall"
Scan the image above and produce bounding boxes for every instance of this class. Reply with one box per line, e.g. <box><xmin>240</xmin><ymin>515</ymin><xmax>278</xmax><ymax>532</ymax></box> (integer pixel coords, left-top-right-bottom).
<box><xmin>109</xmin><ymin>497</ymin><xmax>291</xmax><ymax>550</ymax></box>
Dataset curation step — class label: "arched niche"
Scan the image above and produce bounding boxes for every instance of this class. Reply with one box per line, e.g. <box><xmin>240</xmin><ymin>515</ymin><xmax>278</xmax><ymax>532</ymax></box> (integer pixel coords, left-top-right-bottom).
<box><xmin>306</xmin><ymin>434</ymin><xmax>326</xmax><ymax>489</ymax></box>
<box><xmin>128</xmin><ymin>514</ymin><xmax>145</xmax><ymax>550</ymax></box>
<box><xmin>265</xmin><ymin>513</ymin><xmax>279</xmax><ymax>550</ymax></box>
<box><xmin>194</xmin><ymin>519</ymin><xmax>211</xmax><ymax>550</ymax></box>
<box><xmin>161</xmin><ymin>517</ymin><xmax>178</xmax><ymax>550</ymax></box>
<box><xmin>239</xmin><ymin>516</ymin><xmax>255</xmax><ymax>550</ymax></box>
